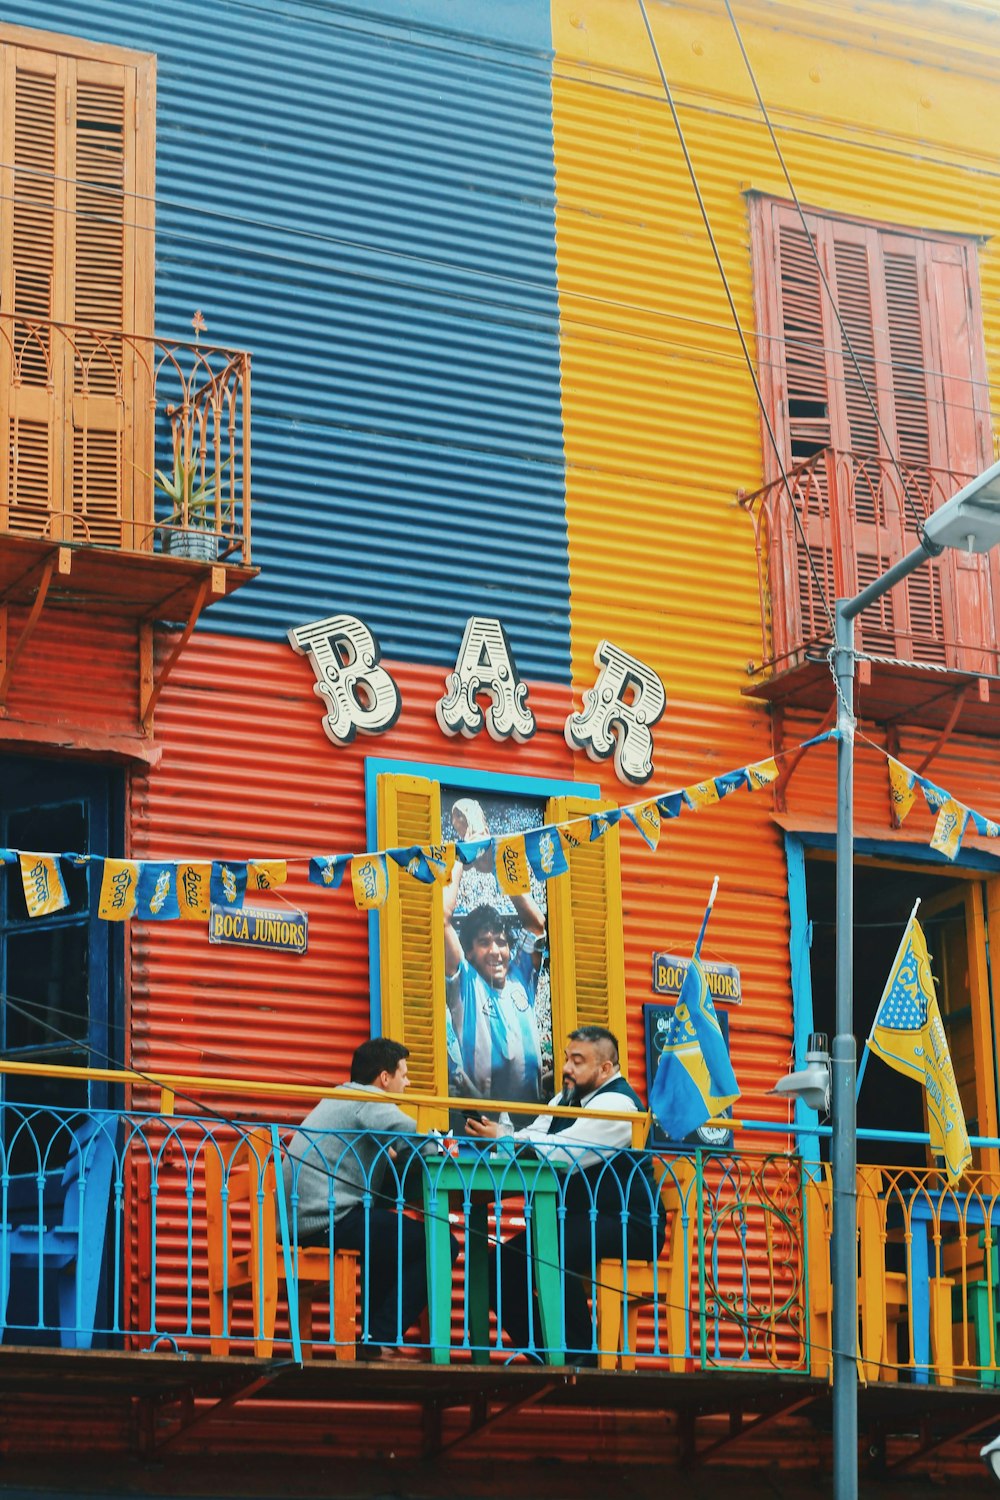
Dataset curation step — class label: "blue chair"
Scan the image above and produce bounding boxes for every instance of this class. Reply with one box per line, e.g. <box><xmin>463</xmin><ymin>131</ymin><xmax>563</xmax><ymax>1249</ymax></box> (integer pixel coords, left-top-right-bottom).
<box><xmin>1</xmin><ymin>1116</ymin><xmax>116</xmax><ymax>1348</ymax></box>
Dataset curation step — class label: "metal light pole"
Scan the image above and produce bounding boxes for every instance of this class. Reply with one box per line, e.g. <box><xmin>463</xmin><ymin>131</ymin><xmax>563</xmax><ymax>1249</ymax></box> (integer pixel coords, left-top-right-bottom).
<box><xmin>829</xmin><ymin>459</ymin><xmax>1000</xmax><ymax>1500</ymax></box>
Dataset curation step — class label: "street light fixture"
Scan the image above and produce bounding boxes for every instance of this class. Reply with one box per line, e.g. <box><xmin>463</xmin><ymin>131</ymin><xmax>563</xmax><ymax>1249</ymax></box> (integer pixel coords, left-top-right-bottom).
<box><xmin>831</xmin><ymin>456</ymin><xmax>1000</xmax><ymax>1500</ymax></box>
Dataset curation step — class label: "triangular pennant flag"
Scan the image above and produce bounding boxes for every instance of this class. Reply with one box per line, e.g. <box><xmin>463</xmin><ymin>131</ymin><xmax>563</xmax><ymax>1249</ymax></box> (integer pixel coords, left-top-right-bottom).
<box><xmin>177</xmin><ymin>863</ymin><xmax>212</xmax><ymax>920</ymax></box>
<box><xmin>0</xmin><ymin>849</ymin><xmax>15</xmax><ymax>865</ymax></box>
<box><xmin>656</xmin><ymin>793</ymin><xmax>683</xmax><ymax>820</ymax></box>
<box><xmin>970</xmin><ymin>809</ymin><xmax>1000</xmax><ymax>838</ymax></box>
<box><xmin>801</xmin><ymin>728</ymin><xmax>840</xmax><ymax>748</ymax></box>
<box><xmin>745</xmin><ymin>758</ymin><xmax>780</xmax><ymax>792</ymax></box>
<box><xmin>713</xmin><ymin>769</ymin><xmax>749</xmax><ymax>799</ymax></box>
<box><xmin>559</xmin><ymin>820</ymin><xmax>589</xmax><ymax>852</ymax></box>
<box><xmin>455</xmin><ymin>838</ymin><xmax>493</xmax><ymax>867</ymax></box>
<box><xmin>524</xmin><ymin>826</ymin><xmax>569</xmax><ymax>881</ymax></box>
<box><xmin>248</xmin><ymin>860</ymin><xmax>287</xmax><ymax>892</ymax></box>
<box><xmin>683</xmin><ymin>780</ymin><xmax>720</xmax><ymax>810</ymax></box>
<box><xmin>352</xmin><ymin>854</ymin><xmax>389</xmax><ymax>910</ymax></box>
<box><xmin>422</xmin><ymin>844</ymin><xmax>457</xmax><ymax>884</ymax></box>
<box><xmin>625</xmin><ymin>801</ymin><xmax>661</xmax><ymax>851</ymax></box>
<box><xmin>211</xmin><ymin>861</ymin><xmax>248</xmax><ymax>909</ymax></box>
<box><xmin>309</xmin><ymin>854</ymin><xmax>350</xmax><ymax>889</ymax></box>
<box><xmin>495</xmin><ymin>835</ymin><xmax>533</xmax><ymax>896</ymax></box>
<box><xmin>589</xmin><ymin>809</ymin><xmax>621</xmax><ymax>842</ymax></box>
<box><xmin>97</xmin><ymin>858</ymin><xmax>139</xmax><ymax>921</ymax></box>
<box><xmin>135</xmin><ymin>862</ymin><xmax>181</xmax><ymax>921</ymax></box>
<box><xmin>888</xmin><ymin>758</ymin><xmax>917</xmax><ymax>824</ymax></box>
<box><xmin>919</xmin><ymin>777</ymin><xmax>950</xmax><ymax>812</ymax></box>
<box><xmin>388</xmin><ymin>846</ymin><xmax>437</xmax><ymax>884</ymax></box>
<box><xmin>19</xmin><ymin>853</ymin><xmax>69</xmax><ymax>918</ymax></box>
<box><xmin>930</xmin><ymin>799</ymin><xmax>969</xmax><ymax>861</ymax></box>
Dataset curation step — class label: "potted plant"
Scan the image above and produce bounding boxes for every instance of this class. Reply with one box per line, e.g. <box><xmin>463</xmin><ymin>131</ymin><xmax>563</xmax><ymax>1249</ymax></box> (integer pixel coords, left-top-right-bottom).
<box><xmin>154</xmin><ymin>454</ymin><xmax>231</xmax><ymax>562</ymax></box>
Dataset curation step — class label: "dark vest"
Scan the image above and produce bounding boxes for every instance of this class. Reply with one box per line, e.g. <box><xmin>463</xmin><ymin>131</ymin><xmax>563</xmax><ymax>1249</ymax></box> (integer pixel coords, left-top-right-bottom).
<box><xmin>549</xmin><ymin>1075</ymin><xmax>660</xmax><ymax>1229</ymax></box>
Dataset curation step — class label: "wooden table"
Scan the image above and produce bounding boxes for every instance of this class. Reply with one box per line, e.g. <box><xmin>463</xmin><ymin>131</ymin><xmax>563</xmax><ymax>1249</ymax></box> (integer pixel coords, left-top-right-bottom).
<box><xmin>422</xmin><ymin>1150</ymin><xmax>564</xmax><ymax>1365</ymax></box>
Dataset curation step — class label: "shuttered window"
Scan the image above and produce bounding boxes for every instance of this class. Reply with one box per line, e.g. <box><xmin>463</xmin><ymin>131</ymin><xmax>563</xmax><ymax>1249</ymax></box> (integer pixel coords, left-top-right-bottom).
<box><xmin>0</xmin><ymin>33</ymin><xmax>154</xmax><ymax>546</ymax></box>
<box><xmin>752</xmin><ymin>198</ymin><xmax>994</xmax><ymax>670</ymax></box>
<box><xmin>376</xmin><ymin>774</ymin><xmax>625</xmax><ymax>1115</ymax></box>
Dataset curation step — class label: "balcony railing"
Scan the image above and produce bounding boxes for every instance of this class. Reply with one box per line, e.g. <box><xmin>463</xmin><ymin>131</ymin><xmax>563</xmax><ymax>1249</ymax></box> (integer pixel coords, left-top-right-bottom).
<box><xmin>741</xmin><ymin>449</ymin><xmax>998</xmax><ymax>680</ymax></box>
<box><xmin>0</xmin><ymin>1099</ymin><xmax>808</xmax><ymax>1372</ymax></box>
<box><xmin>0</xmin><ymin>313</ymin><xmax>252</xmax><ymax>565</ymax></box>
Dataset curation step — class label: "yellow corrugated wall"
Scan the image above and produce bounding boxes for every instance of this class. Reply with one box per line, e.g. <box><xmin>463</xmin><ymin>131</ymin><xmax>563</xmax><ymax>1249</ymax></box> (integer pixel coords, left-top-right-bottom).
<box><xmin>549</xmin><ymin>0</ymin><xmax>1000</xmax><ymax>1117</ymax></box>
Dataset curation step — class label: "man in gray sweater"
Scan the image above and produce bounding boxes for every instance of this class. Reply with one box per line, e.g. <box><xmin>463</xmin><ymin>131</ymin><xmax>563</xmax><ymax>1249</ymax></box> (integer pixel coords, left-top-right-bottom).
<box><xmin>282</xmin><ymin>1037</ymin><xmax>456</xmax><ymax>1362</ymax></box>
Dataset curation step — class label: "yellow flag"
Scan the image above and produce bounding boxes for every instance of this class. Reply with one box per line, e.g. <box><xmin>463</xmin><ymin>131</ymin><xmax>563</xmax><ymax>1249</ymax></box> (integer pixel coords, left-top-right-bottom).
<box><xmin>683</xmin><ymin>780</ymin><xmax>720</xmax><ymax>810</ymax></box>
<box><xmin>559</xmin><ymin>820</ymin><xmax>589</xmax><ymax>852</ymax></box>
<box><xmin>746</xmin><ymin>758</ymin><xmax>779</xmax><ymax>791</ymax></box>
<box><xmin>495</xmin><ymin>835</ymin><xmax>532</xmax><ymax>896</ymax></box>
<box><xmin>248</xmin><ymin>860</ymin><xmax>288</xmax><ymax>891</ymax></box>
<box><xmin>19</xmin><ymin>853</ymin><xmax>69</xmax><ymax>918</ymax></box>
<box><xmin>177</xmin><ymin>863</ymin><xmax>212</xmax><ymax>920</ymax></box>
<box><xmin>627</xmin><ymin>800</ymin><xmax>661</xmax><ymax>850</ymax></box>
<box><xmin>422</xmin><ymin>844</ymin><xmax>457</xmax><ymax>884</ymax></box>
<box><xmin>98</xmin><ymin>859</ymin><xmax>139</xmax><ymax>921</ymax></box>
<box><xmin>352</xmin><ymin>854</ymin><xmax>389</xmax><ymax>910</ymax></box>
<box><xmin>930</xmin><ymin>799</ymin><xmax>968</xmax><ymax>861</ymax></box>
<box><xmin>887</xmin><ymin>758</ymin><xmax>917</xmax><ymax>824</ymax></box>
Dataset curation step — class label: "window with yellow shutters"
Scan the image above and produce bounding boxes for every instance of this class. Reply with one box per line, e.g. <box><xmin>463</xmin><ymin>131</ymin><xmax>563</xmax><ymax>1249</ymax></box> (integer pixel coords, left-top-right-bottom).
<box><xmin>375</xmin><ymin>771</ymin><xmax>620</xmax><ymax>1121</ymax></box>
<box><xmin>0</xmin><ymin>30</ymin><xmax>154</xmax><ymax>547</ymax></box>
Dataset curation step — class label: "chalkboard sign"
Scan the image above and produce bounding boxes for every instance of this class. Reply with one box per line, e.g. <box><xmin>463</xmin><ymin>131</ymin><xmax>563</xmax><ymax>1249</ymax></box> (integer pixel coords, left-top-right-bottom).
<box><xmin>643</xmin><ymin>1001</ymin><xmax>734</xmax><ymax>1150</ymax></box>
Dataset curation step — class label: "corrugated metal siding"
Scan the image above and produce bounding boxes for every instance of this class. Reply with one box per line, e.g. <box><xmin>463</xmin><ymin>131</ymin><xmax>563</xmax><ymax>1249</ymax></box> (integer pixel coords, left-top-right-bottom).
<box><xmin>7</xmin><ymin>0</ymin><xmax>572</xmax><ymax>680</ymax></box>
<box><xmin>0</xmin><ymin>606</ymin><xmax>140</xmax><ymax>745</ymax></box>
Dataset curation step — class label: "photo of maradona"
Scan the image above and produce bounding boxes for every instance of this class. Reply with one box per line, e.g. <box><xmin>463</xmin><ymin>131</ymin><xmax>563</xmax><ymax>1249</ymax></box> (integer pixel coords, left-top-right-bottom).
<box><xmin>440</xmin><ymin>789</ymin><xmax>554</xmax><ymax>1115</ymax></box>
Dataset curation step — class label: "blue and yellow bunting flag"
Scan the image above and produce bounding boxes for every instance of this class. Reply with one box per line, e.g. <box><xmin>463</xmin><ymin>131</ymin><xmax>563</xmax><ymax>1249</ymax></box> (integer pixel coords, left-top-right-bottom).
<box><xmin>309</xmin><ymin>854</ymin><xmax>350</xmax><ymax>889</ymax></box>
<box><xmin>745</xmin><ymin>757</ymin><xmax>779</xmax><ymax>792</ymax></box>
<box><xmin>96</xmin><ymin>858</ymin><xmax>139</xmax><ymax>921</ymax></box>
<box><xmin>656</xmin><ymin>792</ymin><xmax>683</xmax><ymax>820</ymax></box>
<box><xmin>649</xmin><ymin>955</ymin><xmax>740</xmax><ymax>1141</ymax></box>
<box><xmin>919</xmin><ymin>777</ymin><xmax>950</xmax><ymax>812</ymax></box>
<box><xmin>559</xmin><ymin>821</ymin><xmax>588</xmax><ymax>852</ymax></box>
<box><xmin>625</xmin><ymin>800</ymin><xmax>661</xmax><ymax>850</ymax></box>
<box><xmin>888</xmin><ymin>758</ymin><xmax>917</xmax><ymax>824</ymax></box>
<box><xmin>19</xmin><ymin>853</ymin><xmax>69</xmax><ymax>918</ymax></box>
<box><xmin>867</xmin><ymin>916</ymin><xmax>971</xmax><ymax>1183</ymax></box>
<box><xmin>970</xmin><ymin>809</ymin><xmax>1000</xmax><ymax>838</ymax></box>
<box><xmin>136</xmin><ymin>862</ymin><xmax>181</xmax><ymax>921</ymax></box>
<box><xmin>0</xmin><ymin>849</ymin><xmax>15</xmax><ymax>865</ymax></box>
<box><xmin>211</xmin><ymin>861</ymin><xmax>248</xmax><ymax>909</ymax></box>
<box><xmin>388</xmin><ymin>846</ymin><xmax>437</xmax><ymax>885</ymax></box>
<box><xmin>929</xmin><ymin>799</ymin><xmax>969</xmax><ymax>861</ymax></box>
<box><xmin>524</xmin><ymin>826</ymin><xmax>569</xmax><ymax>881</ymax></box>
<box><xmin>351</xmin><ymin>853</ymin><xmax>389</xmax><ymax>910</ymax></box>
<box><xmin>589</xmin><ymin>809</ymin><xmax>621</xmax><ymax>842</ymax></box>
<box><xmin>177</xmin><ymin>863</ymin><xmax>212</xmax><ymax>920</ymax></box>
<box><xmin>422</xmin><ymin>844</ymin><xmax>456</xmax><ymax>884</ymax></box>
<box><xmin>683</xmin><ymin>780</ymin><xmax>720</xmax><ymax>810</ymax></box>
<box><xmin>455</xmin><ymin>838</ymin><xmax>492</xmax><ymax>867</ymax></box>
<box><xmin>713</xmin><ymin>768</ymin><xmax>748</xmax><ymax>799</ymax></box>
<box><xmin>495</xmin><ymin>835</ymin><xmax>533</xmax><ymax>896</ymax></box>
<box><xmin>801</xmin><ymin>728</ymin><xmax>840</xmax><ymax>748</ymax></box>
<box><xmin>248</xmin><ymin>860</ymin><xmax>287</xmax><ymax>891</ymax></box>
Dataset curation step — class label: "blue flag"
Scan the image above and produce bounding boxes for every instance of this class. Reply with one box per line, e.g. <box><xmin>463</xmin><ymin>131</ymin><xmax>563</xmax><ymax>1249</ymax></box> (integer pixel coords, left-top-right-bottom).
<box><xmin>649</xmin><ymin>956</ymin><xmax>740</xmax><ymax>1140</ymax></box>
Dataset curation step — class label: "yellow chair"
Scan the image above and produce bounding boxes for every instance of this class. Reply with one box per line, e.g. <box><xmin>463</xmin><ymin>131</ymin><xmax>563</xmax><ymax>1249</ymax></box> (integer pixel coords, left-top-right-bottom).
<box><xmin>595</xmin><ymin>1157</ymin><xmax>696</xmax><ymax>1371</ymax></box>
<box><xmin>205</xmin><ymin>1127</ymin><xmax>359</xmax><ymax>1361</ymax></box>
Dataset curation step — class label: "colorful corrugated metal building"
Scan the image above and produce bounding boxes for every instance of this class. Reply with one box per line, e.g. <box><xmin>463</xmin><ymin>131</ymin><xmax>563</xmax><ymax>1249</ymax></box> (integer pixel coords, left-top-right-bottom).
<box><xmin>0</xmin><ymin>0</ymin><xmax>999</xmax><ymax>1485</ymax></box>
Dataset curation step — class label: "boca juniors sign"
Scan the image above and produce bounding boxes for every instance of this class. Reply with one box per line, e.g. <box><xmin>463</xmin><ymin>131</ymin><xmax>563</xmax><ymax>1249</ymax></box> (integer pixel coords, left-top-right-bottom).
<box><xmin>209</xmin><ymin>903</ymin><xmax>309</xmax><ymax>954</ymax></box>
<box><xmin>652</xmin><ymin>952</ymin><xmax>742</xmax><ymax>1005</ymax></box>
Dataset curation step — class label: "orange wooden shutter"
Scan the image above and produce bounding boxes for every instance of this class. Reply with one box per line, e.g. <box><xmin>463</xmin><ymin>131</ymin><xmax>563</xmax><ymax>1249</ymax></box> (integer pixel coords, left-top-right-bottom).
<box><xmin>0</xmin><ymin>34</ymin><xmax>154</xmax><ymax>548</ymax></box>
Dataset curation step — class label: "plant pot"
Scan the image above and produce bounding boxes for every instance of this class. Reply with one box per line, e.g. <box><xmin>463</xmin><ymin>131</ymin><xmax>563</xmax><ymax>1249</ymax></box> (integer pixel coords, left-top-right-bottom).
<box><xmin>161</xmin><ymin>527</ymin><xmax>219</xmax><ymax>562</ymax></box>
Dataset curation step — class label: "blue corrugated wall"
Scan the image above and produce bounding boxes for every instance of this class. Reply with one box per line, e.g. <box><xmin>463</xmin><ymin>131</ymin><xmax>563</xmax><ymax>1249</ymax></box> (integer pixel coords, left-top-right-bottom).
<box><xmin>13</xmin><ymin>0</ymin><xmax>571</xmax><ymax>680</ymax></box>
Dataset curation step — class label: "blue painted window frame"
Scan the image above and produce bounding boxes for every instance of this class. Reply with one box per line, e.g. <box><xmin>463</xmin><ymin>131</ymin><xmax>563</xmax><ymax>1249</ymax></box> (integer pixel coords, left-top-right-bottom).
<box><xmin>363</xmin><ymin>756</ymin><xmax>599</xmax><ymax>1034</ymax></box>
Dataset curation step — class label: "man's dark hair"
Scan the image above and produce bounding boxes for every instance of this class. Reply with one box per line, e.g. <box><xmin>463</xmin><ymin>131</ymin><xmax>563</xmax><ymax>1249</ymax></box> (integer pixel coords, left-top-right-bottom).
<box><xmin>569</xmin><ymin>1026</ymin><xmax>619</xmax><ymax>1066</ymax></box>
<box><xmin>459</xmin><ymin>904</ymin><xmax>511</xmax><ymax>956</ymax></box>
<box><xmin>351</xmin><ymin>1037</ymin><xmax>409</xmax><ymax>1084</ymax></box>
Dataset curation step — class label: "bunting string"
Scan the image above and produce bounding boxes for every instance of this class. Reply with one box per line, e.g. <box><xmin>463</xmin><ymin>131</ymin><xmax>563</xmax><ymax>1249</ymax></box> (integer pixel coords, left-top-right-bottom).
<box><xmin>4</xmin><ymin>731</ymin><xmax>841</xmax><ymax>923</ymax></box>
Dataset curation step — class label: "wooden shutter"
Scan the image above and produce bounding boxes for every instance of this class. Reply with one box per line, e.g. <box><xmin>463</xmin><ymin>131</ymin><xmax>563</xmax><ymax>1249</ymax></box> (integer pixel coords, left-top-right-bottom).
<box><xmin>545</xmin><ymin>795</ymin><xmax>628</xmax><ymax>1077</ymax></box>
<box><xmin>0</xmin><ymin>34</ymin><xmax>153</xmax><ymax>547</ymax></box>
<box><xmin>376</xmin><ymin>773</ymin><xmax>447</xmax><ymax>1111</ymax></box>
<box><xmin>754</xmin><ymin>198</ymin><xmax>993</xmax><ymax>671</ymax></box>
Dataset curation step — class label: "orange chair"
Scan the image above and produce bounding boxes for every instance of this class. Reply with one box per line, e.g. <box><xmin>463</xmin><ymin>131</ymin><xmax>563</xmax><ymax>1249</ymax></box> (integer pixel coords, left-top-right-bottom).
<box><xmin>595</xmin><ymin>1157</ymin><xmax>697</xmax><ymax>1371</ymax></box>
<box><xmin>205</xmin><ymin>1127</ymin><xmax>359</xmax><ymax>1361</ymax></box>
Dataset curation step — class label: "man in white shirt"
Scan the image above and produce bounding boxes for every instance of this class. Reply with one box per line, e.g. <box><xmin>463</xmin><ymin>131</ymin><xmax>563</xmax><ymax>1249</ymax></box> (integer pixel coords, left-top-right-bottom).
<box><xmin>466</xmin><ymin>1026</ymin><xmax>663</xmax><ymax>1365</ymax></box>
